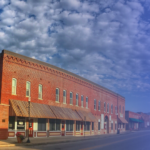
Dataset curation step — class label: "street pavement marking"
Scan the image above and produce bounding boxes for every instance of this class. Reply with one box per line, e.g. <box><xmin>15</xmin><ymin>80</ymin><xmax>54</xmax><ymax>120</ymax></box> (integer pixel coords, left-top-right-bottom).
<box><xmin>80</xmin><ymin>133</ymin><xmax>150</xmax><ymax>150</ymax></box>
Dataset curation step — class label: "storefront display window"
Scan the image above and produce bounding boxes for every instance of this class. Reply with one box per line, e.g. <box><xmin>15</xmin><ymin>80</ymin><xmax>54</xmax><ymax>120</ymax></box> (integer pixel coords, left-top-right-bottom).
<box><xmin>17</xmin><ymin>117</ymin><xmax>25</xmax><ymax>130</ymax></box>
<box><xmin>66</xmin><ymin>120</ymin><xmax>73</xmax><ymax>131</ymax></box>
<box><xmin>38</xmin><ymin>118</ymin><xmax>46</xmax><ymax>131</ymax></box>
<box><xmin>9</xmin><ymin>116</ymin><xmax>15</xmax><ymax>130</ymax></box>
<box><xmin>50</xmin><ymin>119</ymin><xmax>61</xmax><ymax>131</ymax></box>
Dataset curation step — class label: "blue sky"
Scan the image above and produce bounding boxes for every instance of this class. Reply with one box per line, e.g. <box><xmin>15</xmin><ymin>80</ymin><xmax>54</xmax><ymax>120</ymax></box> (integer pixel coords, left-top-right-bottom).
<box><xmin>0</xmin><ymin>0</ymin><xmax>150</xmax><ymax>113</ymax></box>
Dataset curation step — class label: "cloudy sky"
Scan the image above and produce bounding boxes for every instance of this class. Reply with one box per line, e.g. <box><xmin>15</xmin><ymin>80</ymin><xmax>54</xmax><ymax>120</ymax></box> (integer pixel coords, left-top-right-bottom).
<box><xmin>0</xmin><ymin>0</ymin><xmax>150</xmax><ymax>113</ymax></box>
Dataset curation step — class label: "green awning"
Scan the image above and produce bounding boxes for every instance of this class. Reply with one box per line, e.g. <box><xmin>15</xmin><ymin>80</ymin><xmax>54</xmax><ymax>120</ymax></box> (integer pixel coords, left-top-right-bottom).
<box><xmin>129</xmin><ymin>118</ymin><xmax>144</xmax><ymax>123</ymax></box>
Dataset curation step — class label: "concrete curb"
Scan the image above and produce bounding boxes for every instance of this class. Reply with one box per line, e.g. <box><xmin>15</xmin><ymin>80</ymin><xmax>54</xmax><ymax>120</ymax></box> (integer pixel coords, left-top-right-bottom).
<box><xmin>0</xmin><ymin>131</ymin><xmax>131</xmax><ymax>147</ymax></box>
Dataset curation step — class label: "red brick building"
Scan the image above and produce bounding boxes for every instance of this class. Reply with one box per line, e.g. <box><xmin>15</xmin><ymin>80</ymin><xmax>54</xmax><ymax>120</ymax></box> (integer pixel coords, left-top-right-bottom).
<box><xmin>0</xmin><ymin>50</ymin><xmax>127</xmax><ymax>140</ymax></box>
<box><xmin>125</xmin><ymin>111</ymin><xmax>150</xmax><ymax>130</ymax></box>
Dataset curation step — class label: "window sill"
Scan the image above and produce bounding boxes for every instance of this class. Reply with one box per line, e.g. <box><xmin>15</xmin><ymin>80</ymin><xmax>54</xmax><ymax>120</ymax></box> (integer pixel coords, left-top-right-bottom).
<box><xmin>81</xmin><ymin>106</ymin><xmax>84</xmax><ymax>108</ymax></box>
<box><xmin>98</xmin><ymin>110</ymin><xmax>100</xmax><ymax>111</ymax></box>
<box><xmin>70</xmin><ymin>104</ymin><xmax>73</xmax><ymax>105</ymax></box>
<box><xmin>76</xmin><ymin>105</ymin><xmax>78</xmax><ymax>107</ymax></box>
<box><xmin>86</xmin><ymin>107</ymin><xmax>88</xmax><ymax>109</ymax></box>
<box><xmin>11</xmin><ymin>94</ymin><xmax>17</xmax><ymax>95</ymax></box>
<box><xmin>55</xmin><ymin>101</ymin><xmax>60</xmax><ymax>103</ymax></box>
<box><xmin>63</xmin><ymin>103</ymin><xmax>66</xmax><ymax>104</ymax></box>
<box><xmin>94</xmin><ymin>109</ymin><xmax>96</xmax><ymax>111</ymax></box>
<box><xmin>38</xmin><ymin>98</ymin><xmax>43</xmax><ymax>100</ymax></box>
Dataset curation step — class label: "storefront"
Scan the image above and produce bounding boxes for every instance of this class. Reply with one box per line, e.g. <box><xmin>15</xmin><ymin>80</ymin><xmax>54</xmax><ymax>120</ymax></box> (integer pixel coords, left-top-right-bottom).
<box><xmin>8</xmin><ymin>99</ymin><xmax>96</xmax><ymax>138</ymax></box>
<box><xmin>129</xmin><ymin>118</ymin><xmax>143</xmax><ymax>130</ymax></box>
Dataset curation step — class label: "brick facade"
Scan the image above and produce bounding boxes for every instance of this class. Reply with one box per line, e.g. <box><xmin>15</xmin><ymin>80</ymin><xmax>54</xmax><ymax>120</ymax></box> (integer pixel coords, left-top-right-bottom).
<box><xmin>125</xmin><ymin>111</ymin><xmax>150</xmax><ymax>130</ymax></box>
<box><xmin>0</xmin><ymin>50</ymin><xmax>127</xmax><ymax>139</ymax></box>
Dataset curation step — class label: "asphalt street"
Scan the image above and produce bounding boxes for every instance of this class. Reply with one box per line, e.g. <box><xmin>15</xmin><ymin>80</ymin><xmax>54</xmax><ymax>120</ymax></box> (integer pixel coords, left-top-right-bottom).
<box><xmin>1</xmin><ymin>131</ymin><xmax>150</xmax><ymax>150</ymax></box>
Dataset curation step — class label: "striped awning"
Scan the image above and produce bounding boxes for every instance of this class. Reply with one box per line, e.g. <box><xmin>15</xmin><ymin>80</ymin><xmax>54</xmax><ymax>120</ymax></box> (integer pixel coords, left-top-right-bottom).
<box><xmin>9</xmin><ymin>100</ymin><xmax>82</xmax><ymax>121</ymax></box>
<box><xmin>9</xmin><ymin>99</ymin><xmax>56</xmax><ymax>119</ymax></box>
<box><xmin>49</xmin><ymin>105</ymin><xmax>82</xmax><ymax>121</ymax></box>
<box><xmin>75</xmin><ymin>110</ymin><xmax>97</xmax><ymax>122</ymax></box>
<box><xmin>118</xmin><ymin>116</ymin><xmax>128</xmax><ymax>124</ymax></box>
<box><xmin>129</xmin><ymin>118</ymin><xmax>144</xmax><ymax>123</ymax></box>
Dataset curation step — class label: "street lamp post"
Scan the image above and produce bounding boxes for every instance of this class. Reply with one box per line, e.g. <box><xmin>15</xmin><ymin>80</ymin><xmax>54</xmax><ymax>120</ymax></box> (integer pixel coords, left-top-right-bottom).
<box><xmin>26</xmin><ymin>97</ymin><xmax>30</xmax><ymax>143</ymax></box>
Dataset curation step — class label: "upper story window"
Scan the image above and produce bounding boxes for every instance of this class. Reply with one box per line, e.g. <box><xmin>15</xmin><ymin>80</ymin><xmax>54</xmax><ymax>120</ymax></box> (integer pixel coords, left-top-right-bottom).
<box><xmin>104</xmin><ymin>102</ymin><xmax>106</xmax><ymax>112</ymax></box>
<box><xmin>115</xmin><ymin>106</ymin><xmax>117</xmax><ymax>114</ymax></box>
<box><xmin>26</xmin><ymin>81</ymin><xmax>30</xmax><ymax>97</ymax></box>
<box><xmin>111</xmin><ymin>104</ymin><xmax>113</xmax><ymax>114</ymax></box>
<box><xmin>119</xmin><ymin>105</ymin><xmax>121</xmax><ymax>113</ymax></box>
<box><xmin>122</xmin><ymin>106</ymin><xmax>124</xmax><ymax>114</ymax></box>
<box><xmin>81</xmin><ymin>95</ymin><xmax>84</xmax><ymax>107</ymax></box>
<box><xmin>107</xmin><ymin>103</ymin><xmax>109</xmax><ymax>113</ymax></box>
<box><xmin>76</xmin><ymin>93</ymin><xmax>79</xmax><ymax>106</ymax></box>
<box><xmin>63</xmin><ymin>90</ymin><xmax>66</xmax><ymax>104</ymax></box>
<box><xmin>86</xmin><ymin>97</ymin><xmax>88</xmax><ymax>108</ymax></box>
<box><xmin>56</xmin><ymin>88</ymin><xmax>59</xmax><ymax>102</ymax></box>
<box><xmin>38</xmin><ymin>84</ymin><xmax>42</xmax><ymax>99</ymax></box>
<box><xmin>98</xmin><ymin>101</ymin><xmax>100</xmax><ymax>111</ymax></box>
<box><xmin>12</xmin><ymin>78</ymin><xmax>17</xmax><ymax>95</ymax></box>
<box><xmin>94</xmin><ymin>99</ymin><xmax>96</xmax><ymax>110</ymax></box>
<box><xmin>70</xmin><ymin>92</ymin><xmax>73</xmax><ymax>105</ymax></box>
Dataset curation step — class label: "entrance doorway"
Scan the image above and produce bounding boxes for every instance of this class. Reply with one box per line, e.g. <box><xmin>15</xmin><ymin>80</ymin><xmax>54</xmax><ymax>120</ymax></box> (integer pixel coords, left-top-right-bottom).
<box><xmin>81</xmin><ymin>122</ymin><xmax>83</xmax><ymax>135</ymax></box>
<box><xmin>29</xmin><ymin>119</ymin><xmax>33</xmax><ymax>137</ymax></box>
<box><xmin>62</xmin><ymin>120</ymin><xmax>65</xmax><ymax>136</ymax></box>
<box><xmin>104</xmin><ymin>116</ymin><xmax>109</xmax><ymax>134</ymax></box>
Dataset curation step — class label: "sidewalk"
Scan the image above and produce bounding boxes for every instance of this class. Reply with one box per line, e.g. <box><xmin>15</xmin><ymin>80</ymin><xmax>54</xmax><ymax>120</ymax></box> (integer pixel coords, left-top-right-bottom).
<box><xmin>0</xmin><ymin>131</ymin><xmax>131</xmax><ymax>147</ymax></box>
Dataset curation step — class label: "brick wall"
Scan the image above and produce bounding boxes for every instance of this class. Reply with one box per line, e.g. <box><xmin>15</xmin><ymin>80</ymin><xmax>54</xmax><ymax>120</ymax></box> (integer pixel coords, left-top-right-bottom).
<box><xmin>0</xmin><ymin>50</ymin><xmax>126</xmax><ymax>139</ymax></box>
<box><xmin>0</xmin><ymin>105</ymin><xmax>9</xmax><ymax>139</ymax></box>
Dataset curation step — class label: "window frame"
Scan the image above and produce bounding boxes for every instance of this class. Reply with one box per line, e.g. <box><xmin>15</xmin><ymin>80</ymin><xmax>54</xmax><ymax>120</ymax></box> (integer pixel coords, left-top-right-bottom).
<box><xmin>70</xmin><ymin>92</ymin><xmax>73</xmax><ymax>105</ymax></box>
<box><xmin>107</xmin><ymin>103</ymin><xmax>109</xmax><ymax>113</ymax></box>
<box><xmin>84</xmin><ymin>122</ymin><xmax>90</xmax><ymax>131</ymax></box>
<box><xmin>12</xmin><ymin>78</ymin><xmax>17</xmax><ymax>95</ymax></box>
<box><xmin>38</xmin><ymin>84</ymin><xmax>43</xmax><ymax>99</ymax></box>
<box><xmin>115</xmin><ymin>106</ymin><xmax>117</xmax><ymax>114</ymax></box>
<box><xmin>49</xmin><ymin>119</ymin><xmax>61</xmax><ymax>131</ymax></box>
<box><xmin>111</xmin><ymin>123</ymin><xmax>113</xmax><ymax>130</ymax></box>
<box><xmin>119</xmin><ymin>105</ymin><xmax>121</xmax><ymax>113</ymax></box>
<box><xmin>94</xmin><ymin>99</ymin><xmax>96</xmax><ymax>110</ymax></box>
<box><xmin>26</xmin><ymin>81</ymin><xmax>31</xmax><ymax>97</ymax></box>
<box><xmin>9</xmin><ymin>116</ymin><xmax>15</xmax><ymax>130</ymax></box>
<box><xmin>66</xmin><ymin>120</ymin><xmax>74</xmax><ymax>131</ymax></box>
<box><xmin>56</xmin><ymin>88</ymin><xmax>59</xmax><ymax>102</ymax></box>
<box><xmin>38</xmin><ymin>118</ymin><xmax>46</xmax><ymax>131</ymax></box>
<box><xmin>81</xmin><ymin>95</ymin><xmax>84</xmax><ymax>107</ymax></box>
<box><xmin>115</xmin><ymin>123</ymin><xmax>117</xmax><ymax>130</ymax></box>
<box><xmin>76</xmin><ymin>93</ymin><xmax>79</xmax><ymax>106</ymax></box>
<box><xmin>76</xmin><ymin>121</ymin><xmax>81</xmax><ymax>131</ymax></box>
<box><xmin>122</xmin><ymin>106</ymin><xmax>124</xmax><ymax>114</ymax></box>
<box><xmin>86</xmin><ymin>97</ymin><xmax>88</xmax><ymax>108</ymax></box>
<box><xmin>92</xmin><ymin>122</ymin><xmax>94</xmax><ymax>131</ymax></box>
<box><xmin>63</xmin><ymin>90</ymin><xmax>66</xmax><ymax>104</ymax></box>
<box><xmin>104</xmin><ymin>102</ymin><xmax>106</xmax><ymax>112</ymax></box>
<box><xmin>111</xmin><ymin>104</ymin><xmax>113</xmax><ymax>114</ymax></box>
<box><xmin>17</xmin><ymin>117</ymin><xmax>25</xmax><ymax>130</ymax></box>
<box><xmin>98</xmin><ymin>100</ymin><xmax>100</xmax><ymax>111</ymax></box>
<box><xmin>98</xmin><ymin>122</ymin><xmax>100</xmax><ymax>130</ymax></box>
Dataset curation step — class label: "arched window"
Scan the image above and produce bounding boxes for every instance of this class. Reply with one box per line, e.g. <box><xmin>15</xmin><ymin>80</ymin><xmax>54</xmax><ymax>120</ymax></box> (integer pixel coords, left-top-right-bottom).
<box><xmin>12</xmin><ymin>78</ymin><xmax>17</xmax><ymax>95</ymax></box>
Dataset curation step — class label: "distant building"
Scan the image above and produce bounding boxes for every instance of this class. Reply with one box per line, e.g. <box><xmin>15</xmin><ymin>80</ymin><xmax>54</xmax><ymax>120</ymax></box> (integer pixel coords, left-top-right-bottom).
<box><xmin>0</xmin><ymin>50</ymin><xmax>127</xmax><ymax>140</ymax></box>
<box><xmin>125</xmin><ymin>111</ymin><xmax>150</xmax><ymax>130</ymax></box>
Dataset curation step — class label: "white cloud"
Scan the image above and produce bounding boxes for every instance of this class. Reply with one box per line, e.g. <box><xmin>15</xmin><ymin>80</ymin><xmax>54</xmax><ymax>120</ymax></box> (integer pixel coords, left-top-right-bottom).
<box><xmin>0</xmin><ymin>0</ymin><xmax>150</xmax><ymax>95</ymax></box>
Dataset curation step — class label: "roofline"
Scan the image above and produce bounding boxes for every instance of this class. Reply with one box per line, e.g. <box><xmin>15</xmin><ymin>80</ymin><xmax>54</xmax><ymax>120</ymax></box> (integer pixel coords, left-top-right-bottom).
<box><xmin>2</xmin><ymin>49</ymin><xmax>125</xmax><ymax>98</ymax></box>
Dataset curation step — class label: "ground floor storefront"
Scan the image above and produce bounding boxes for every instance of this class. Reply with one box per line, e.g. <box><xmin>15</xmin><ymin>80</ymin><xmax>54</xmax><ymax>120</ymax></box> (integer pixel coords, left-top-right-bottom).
<box><xmin>126</xmin><ymin>118</ymin><xmax>144</xmax><ymax>131</ymax></box>
<box><xmin>0</xmin><ymin>99</ymin><xmax>127</xmax><ymax>139</ymax></box>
